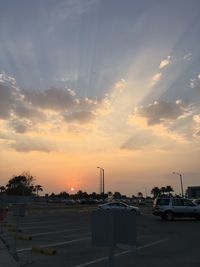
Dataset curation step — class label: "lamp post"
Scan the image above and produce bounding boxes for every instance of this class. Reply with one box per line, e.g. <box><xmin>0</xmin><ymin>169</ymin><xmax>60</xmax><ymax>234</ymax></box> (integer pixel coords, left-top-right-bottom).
<box><xmin>97</xmin><ymin>167</ymin><xmax>104</xmax><ymax>195</ymax></box>
<box><xmin>172</xmin><ymin>172</ymin><xmax>184</xmax><ymax>197</ymax></box>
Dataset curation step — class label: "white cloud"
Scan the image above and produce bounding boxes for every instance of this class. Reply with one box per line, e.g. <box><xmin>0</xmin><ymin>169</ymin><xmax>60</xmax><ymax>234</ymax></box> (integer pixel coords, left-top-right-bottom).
<box><xmin>159</xmin><ymin>56</ymin><xmax>171</xmax><ymax>69</ymax></box>
<box><xmin>190</xmin><ymin>74</ymin><xmax>200</xmax><ymax>89</ymax></box>
<box><xmin>0</xmin><ymin>72</ymin><xmax>16</xmax><ymax>86</ymax></box>
<box><xmin>190</xmin><ymin>79</ymin><xmax>196</xmax><ymax>89</ymax></box>
<box><xmin>193</xmin><ymin>114</ymin><xmax>200</xmax><ymax>138</ymax></box>
<box><xmin>114</xmin><ymin>79</ymin><xmax>127</xmax><ymax>89</ymax></box>
<box><xmin>183</xmin><ymin>53</ymin><xmax>192</xmax><ymax>61</ymax></box>
<box><xmin>150</xmin><ymin>73</ymin><xmax>162</xmax><ymax>86</ymax></box>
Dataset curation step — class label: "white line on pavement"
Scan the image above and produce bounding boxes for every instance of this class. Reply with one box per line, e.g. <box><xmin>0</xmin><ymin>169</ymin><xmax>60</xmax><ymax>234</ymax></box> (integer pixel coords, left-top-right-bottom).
<box><xmin>20</xmin><ymin>224</ymin><xmax>81</xmax><ymax>230</ymax></box>
<box><xmin>17</xmin><ymin>236</ymin><xmax>91</xmax><ymax>253</ymax></box>
<box><xmin>30</xmin><ymin>228</ymin><xmax>88</xmax><ymax>237</ymax></box>
<box><xmin>75</xmin><ymin>238</ymin><xmax>170</xmax><ymax>267</ymax></box>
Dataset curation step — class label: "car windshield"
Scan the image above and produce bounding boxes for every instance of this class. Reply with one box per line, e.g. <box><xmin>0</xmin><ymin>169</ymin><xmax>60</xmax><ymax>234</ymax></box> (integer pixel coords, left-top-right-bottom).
<box><xmin>156</xmin><ymin>199</ymin><xmax>170</xmax><ymax>205</ymax></box>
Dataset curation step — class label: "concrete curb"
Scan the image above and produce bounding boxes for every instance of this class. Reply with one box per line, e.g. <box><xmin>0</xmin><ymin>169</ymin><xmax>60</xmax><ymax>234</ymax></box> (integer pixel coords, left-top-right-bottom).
<box><xmin>0</xmin><ymin>239</ymin><xmax>19</xmax><ymax>267</ymax></box>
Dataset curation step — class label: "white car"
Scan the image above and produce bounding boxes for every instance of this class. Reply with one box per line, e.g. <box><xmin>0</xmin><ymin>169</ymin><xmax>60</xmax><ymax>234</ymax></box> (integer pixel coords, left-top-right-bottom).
<box><xmin>153</xmin><ymin>197</ymin><xmax>200</xmax><ymax>221</ymax></box>
<box><xmin>99</xmin><ymin>202</ymin><xmax>140</xmax><ymax>215</ymax></box>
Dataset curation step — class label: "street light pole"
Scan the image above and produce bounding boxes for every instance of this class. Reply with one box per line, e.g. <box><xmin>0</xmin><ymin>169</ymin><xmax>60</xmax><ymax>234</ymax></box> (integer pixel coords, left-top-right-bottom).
<box><xmin>172</xmin><ymin>172</ymin><xmax>184</xmax><ymax>197</ymax></box>
<box><xmin>97</xmin><ymin>167</ymin><xmax>105</xmax><ymax>195</ymax></box>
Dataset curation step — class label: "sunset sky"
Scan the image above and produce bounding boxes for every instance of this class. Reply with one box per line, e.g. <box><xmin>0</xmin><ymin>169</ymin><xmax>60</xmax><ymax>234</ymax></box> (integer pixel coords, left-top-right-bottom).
<box><xmin>0</xmin><ymin>0</ymin><xmax>200</xmax><ymax>196</ymax></box>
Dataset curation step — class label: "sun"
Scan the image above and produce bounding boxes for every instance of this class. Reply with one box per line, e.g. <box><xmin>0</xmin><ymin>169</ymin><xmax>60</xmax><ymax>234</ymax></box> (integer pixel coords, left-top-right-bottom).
<box><xmin>70</xmin><ymin>187</ymin><xmax>75</xmax><ymax>192</ymax></box>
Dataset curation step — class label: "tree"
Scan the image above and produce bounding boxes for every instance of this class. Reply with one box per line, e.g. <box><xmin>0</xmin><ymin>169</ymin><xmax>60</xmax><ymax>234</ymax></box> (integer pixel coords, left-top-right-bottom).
<box><xmin>34</xmin><ymin>185</ymin><xmax>43</xmax><ymax>196</ymax></box>
<box><xmin>160</xmin><ymin>186</ymin><xmax>166</xmax><ymax>195</ymax></box>
<box><xmin>0</xmin><ymin>186</ymin><xmax>6</xmax><ymax>193</ymax></box>
<box><xmin>165</xmin><ymin>185</ymin><xmax>174</xmax><ymax>195</ymax></box>
<box><xmin>137</xmin><ymin>192</ymin><xmax>143</xmax><ymax>198</ymax></box>
<box><xmin>58</xmin><ymin>191</ymin><xmax>70</xmax><ymax>198</ymax></box>
<box><xmin>89</xmin><ymin>192</ymin><xmax>97</xmax><ymax>199</ymax></box>
<box><xmin>113</xmin><ymin>192</ymin><xmax>121</xmax><ymax>199</ymax></box>
<box><xmin>6</xmin><ymin>171</ymin><xmax>35</xmax><ymax>196</ymax></box>
<box><xmin>151</xmin><ymin>187</ymin><xmax>161</xmax><ymax>198</ymax></box>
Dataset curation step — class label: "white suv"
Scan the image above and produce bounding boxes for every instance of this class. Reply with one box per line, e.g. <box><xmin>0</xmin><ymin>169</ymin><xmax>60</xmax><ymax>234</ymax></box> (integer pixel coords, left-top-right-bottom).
<box><xmin>152</xmin><ymin>197</ymin><xmax>200</xmax><ymax>221</ymax></box>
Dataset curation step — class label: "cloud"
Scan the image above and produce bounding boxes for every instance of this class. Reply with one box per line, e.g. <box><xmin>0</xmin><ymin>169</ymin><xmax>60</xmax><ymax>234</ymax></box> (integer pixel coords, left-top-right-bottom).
<box><xmin>63</xmin><ymin>110</ymin><xmax>95</xmax><ymax>124</ymax></box>
<box><xmin>114</xmin><ymin>79</ymin><xmax>127</xmax><ymax>89</ymax></box>
<box><xmin>150</xmin><ymin>73</ymin><xmax>162</xmax><ymax>87</ymax></box>
<box><xmin>14</xmin><ymin>103</ymin><xmax>46</xmax><ymax>121</ymax></box>
<box><xmin>132</xmin><ymin>100</ymin><xmax>189</xmax><ymax>125</ymax></box>
<box><xmin>10</xmin><ymin>137</ymin><xmax>54</xmax><ymax>153</ymax></box>
<box><xmin>159</xmin><ymin>56</ymin><xmax>171</xmax><ymax>69</ymax></box>
<box><xmin>183</xmin><ymin>53</ymin><xmax>192</xmax><ymax>61</ymax></box>
<box><xmin>120</xmin><ymin>134</ymin><xmax>153</xmax><ymax>151</ymax></box>
<box><xmin>10</xmin><ymin>121</ymin><xmax>29</xmax><ymax>134</ymax></box>
<box><xmin>0</xmin><ymin>72</ymin><xmax>16</xmax><ymax>85</ymax></box>
<box><xmin>190</xmin><ymin>74</ymin><xmax>200</xmax><ymax>89</ymax></box>
<box><xmin>193</xmin><ymin>114</ymin><xmax>200</xmax><ymax>138</ymax></box>
<box><xmin>0</xmin><ymin>83</ymin><xmax>16</xmax><ymax>119</ymax></box>
<box><xmin>23</xmin><ymin>88</ymin><xmax>77</xmax><ymax>111</ymax></box>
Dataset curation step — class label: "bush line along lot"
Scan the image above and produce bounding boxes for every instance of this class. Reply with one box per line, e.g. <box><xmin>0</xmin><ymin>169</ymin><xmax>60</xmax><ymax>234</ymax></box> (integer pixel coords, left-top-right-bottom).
<box><xmin>0</xmin><ymin>204</ymin><xmax>200</xmax><ymax>267</ymax></box>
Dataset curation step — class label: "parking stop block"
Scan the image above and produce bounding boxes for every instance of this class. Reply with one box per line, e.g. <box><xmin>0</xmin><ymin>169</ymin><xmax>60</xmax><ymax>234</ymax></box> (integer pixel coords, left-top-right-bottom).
<box><xmin>32</xmin><ymin>246</ymin><xmax>57</xmax><ymax>255</ymax></box>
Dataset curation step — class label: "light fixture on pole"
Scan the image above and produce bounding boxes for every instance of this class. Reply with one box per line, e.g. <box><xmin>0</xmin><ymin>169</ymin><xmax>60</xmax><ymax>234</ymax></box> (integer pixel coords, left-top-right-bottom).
<box><xmin>172</xmin><ymin>172</ymin><xmax>184</xmax><ymax>197</ymax></box>
<box><xmin>97</xmin><ymin>166</ymin><xmax>104</xmax><ymax>195</ymax></box>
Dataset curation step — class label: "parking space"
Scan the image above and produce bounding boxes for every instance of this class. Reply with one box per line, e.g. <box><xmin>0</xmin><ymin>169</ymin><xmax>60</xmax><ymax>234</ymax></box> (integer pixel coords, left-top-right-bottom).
<box><xmin>0</xmin><ymin>205</ymin><xmax>200</xmax><ymax>267</ymax></box>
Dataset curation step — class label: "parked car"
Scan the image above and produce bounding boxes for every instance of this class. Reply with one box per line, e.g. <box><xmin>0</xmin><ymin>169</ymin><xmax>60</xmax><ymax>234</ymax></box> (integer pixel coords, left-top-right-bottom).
<box><xmin>152</xmin><ymin>197</ymin><xmax>200</xmax><ymax>221</ymax></box>
<box><xmin>99</xmin><ymin>202</ymin><xmax>140</xmax><ymax>215</ymax></box>
<box><xmin>192</xmin><ymin>199</ymin><xmax>200</xmax><ymax>206</ymax></box>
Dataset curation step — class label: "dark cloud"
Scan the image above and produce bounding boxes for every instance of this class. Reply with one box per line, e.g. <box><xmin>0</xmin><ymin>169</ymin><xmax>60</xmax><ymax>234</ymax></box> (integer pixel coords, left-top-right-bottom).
<box><xmin>13</xmin><ymin>103</ymin><xmax>46</xmax><ymax>121</ymax></box>
<box><xmin>10</xmin><ymin>138</ymin><xmax>54</xmax><ymax>153</ymax></box>
<box><xmin>23</xmin><ymin>88</ymin><xmax>77</xmax><ymax>111</ymax></box>
<box><xmin>134</xmin><ymin>100</ymin><xmax>188</xmax><ymax>125</ymax></box>
<box><xmin>63</xmin><ymin>110</ymin><xmax>95</xmax><ymax>124</ymax></box>
<box><xmin>12</xmin><ymin>123</ymin><xmax>28</xmax><ymax>134</ymax></box>
<box><xmin>120</xmin><ymin>134</ymin><xmax>153</xmax><ymax>151</ymax></box>
<box><xmin>0</xmin><ymin>84</ymin><xmax>15</xmax><ymax>119</ymax></box>
<box><xmin>0</xmin><ymin>82</ymin><xmax>101</xmax><ymax>131</ymax></box>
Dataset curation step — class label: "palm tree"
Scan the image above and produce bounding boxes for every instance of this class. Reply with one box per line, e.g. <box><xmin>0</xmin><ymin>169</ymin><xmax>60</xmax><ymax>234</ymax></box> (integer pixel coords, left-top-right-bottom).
<box><xmin>160</xmin><ymin>186</ymin><xmax>166</xmax><ymax>195</ymax></box>
<box><xmin>165</xmin><ymin>185</ymin><xmax>174</xmax><ymax>196</ymax></box>
<box><xmin>34</xmin><ymin>185</ymin><xmax>43</xmax><ymax>196</ymax></box>
<box><xmin>151</xmin><ymin>187</ymin><xmax>161</xmax><ymax>198</ymax></box>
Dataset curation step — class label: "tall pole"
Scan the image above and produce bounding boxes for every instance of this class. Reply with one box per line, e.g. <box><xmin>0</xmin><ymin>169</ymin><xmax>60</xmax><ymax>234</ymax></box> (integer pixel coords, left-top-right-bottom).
<box><xmin>180</xmin><ymin>174</ymin><xmax>184</xmax><ymax>198</ymax></box>
<box><xmin>97</xmin><ymin>167</ymin><xmax>105</xmax><ymax>195</ymax></box>
<box><xmin>102</xmin><ymin>168</ymin><xmax>105</xmax><ymax>195</ymax></box>
<box><xmin>173</xmin><ymin>172</ymin><xmax>184</xmax><ymax>197</ymax></box>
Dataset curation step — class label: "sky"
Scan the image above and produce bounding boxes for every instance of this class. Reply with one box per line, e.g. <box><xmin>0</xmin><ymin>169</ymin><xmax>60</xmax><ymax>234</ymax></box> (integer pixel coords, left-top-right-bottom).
<box><xmin>0</xmin><ymin>0</ymin><xmax>200</xmax><ymax>196</ymax></box>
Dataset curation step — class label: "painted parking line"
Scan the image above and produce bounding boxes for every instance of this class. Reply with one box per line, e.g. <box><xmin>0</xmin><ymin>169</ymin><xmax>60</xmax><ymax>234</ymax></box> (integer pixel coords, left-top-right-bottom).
<box><xmin>17</xmin><ymin>236</ymin><xmax>91</xmax><ymax>253</ymax></box>
<box><xmin>30</xmin><ymin>228</ymin><xmax>88</xmax><ymax>237</ymax></box>
<box><xmin>75</xmin><ymin>238</ymin><xmax>170</xmax><ymax>267</ymax></box>
<box><xmin>20</xmin><ymin>224</ymin><xmax>83</xmax><ymax>230</ymax></box>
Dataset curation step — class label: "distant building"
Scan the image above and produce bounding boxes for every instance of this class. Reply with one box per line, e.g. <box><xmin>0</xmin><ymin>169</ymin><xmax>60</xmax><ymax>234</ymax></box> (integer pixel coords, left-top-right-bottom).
<box><xmin>186</xmin><ymin>186</ymin><xmax>200</xmax><ymax>199</ymax></box>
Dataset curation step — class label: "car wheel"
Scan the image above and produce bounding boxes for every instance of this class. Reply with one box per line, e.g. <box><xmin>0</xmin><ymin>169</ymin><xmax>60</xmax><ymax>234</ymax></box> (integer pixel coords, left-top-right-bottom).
<box><xmin>164</xmin><ymin>211</ymin><xmax>174</xmax><ymax>221</ymax></box>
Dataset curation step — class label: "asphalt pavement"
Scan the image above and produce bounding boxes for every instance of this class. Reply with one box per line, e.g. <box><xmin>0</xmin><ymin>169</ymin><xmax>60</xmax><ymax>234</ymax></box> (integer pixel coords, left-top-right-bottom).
<box><xmin>0</xmin><ymin>204</ymin><xmax>200</xmax><ymax>267</ymax></box>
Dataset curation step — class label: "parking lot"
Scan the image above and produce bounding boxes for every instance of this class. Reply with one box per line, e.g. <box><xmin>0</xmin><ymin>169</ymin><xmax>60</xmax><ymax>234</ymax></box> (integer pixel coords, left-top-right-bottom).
<box><xmin>1</xmin><ymin>204</ymin><xmax>200</xmax><ymax>267</ymax></box>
